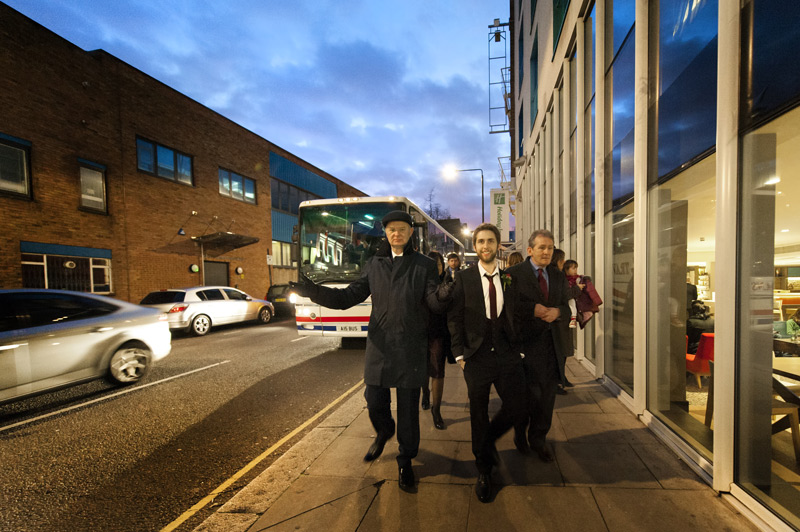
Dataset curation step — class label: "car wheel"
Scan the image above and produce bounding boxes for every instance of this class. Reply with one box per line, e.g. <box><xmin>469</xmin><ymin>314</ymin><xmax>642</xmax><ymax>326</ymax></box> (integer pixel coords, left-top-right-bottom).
<box><xmin>191</xmin><ymin>314</ymin><xmax>211</xmax><ymax>336</ymax></box>
<box><xmin>106</xmin><ymin>343</ymin><xmax>151</xmax><ymax>384</ymax></box>
<box><xmin>258</xmin><ymin>306</ymin><xmax>272</xmax><ymax>324</ymax></box>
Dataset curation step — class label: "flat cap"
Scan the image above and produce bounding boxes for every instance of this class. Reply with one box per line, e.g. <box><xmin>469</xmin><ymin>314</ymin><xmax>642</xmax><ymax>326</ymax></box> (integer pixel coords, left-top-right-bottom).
<box><xmin>381</xmin><ymin>210</ymin><xmax>414</xmax><ymax>227</ymax></box>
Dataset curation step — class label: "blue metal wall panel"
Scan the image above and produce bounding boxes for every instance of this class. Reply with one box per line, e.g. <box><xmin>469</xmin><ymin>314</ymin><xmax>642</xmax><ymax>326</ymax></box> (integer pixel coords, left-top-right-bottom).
<box><xmin>269</xmin><ymin>152</ymin><xmax>336</xmax><ymax>198</ymax></box>
<box><xmin>21</xmin><ymin>241</ymin><xmax>112</xmax><ymax>258</ymax></box>
<box><xmin>271</xmin><ymin>211</ymin><xmax>297</xmax><ymax>243</ymax></box>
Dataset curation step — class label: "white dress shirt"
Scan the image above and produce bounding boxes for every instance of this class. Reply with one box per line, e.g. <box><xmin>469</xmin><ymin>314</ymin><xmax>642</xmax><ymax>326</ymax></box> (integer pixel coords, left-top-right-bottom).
<box><xmin>478</xmin><ymin>262</ymin><xmax>504</xmax><ymax>320</ymax></box>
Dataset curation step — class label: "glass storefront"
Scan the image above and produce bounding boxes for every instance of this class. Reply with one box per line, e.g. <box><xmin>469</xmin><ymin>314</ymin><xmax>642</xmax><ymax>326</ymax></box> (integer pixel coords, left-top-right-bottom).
<box><xmin>646</xmin><ymin>0</ymin><xmax>718</xmax><ymax>460</ymax></box>
<box><xmin>603</xmin><ymin>0</ymin><xmax>635</xmax><ymax>393</ymax></box>
<box><xmin>737</xmin><ymin>2</ymin><xmax>800</xmax><ymax>527</ymax></box>
<box><xmin>647</xmin><ymin>154</ymin><xmax>716</xmax><ymax>458</ymax></box>
<box><xmin>583</xmin><ymin>3</ymin><xmax>597</xmax><ymax>362</ymax></box>
<box><xmin>738</xmin><ymin>105</ymin><xmax>800</xmax><ymax>529</ymax></box>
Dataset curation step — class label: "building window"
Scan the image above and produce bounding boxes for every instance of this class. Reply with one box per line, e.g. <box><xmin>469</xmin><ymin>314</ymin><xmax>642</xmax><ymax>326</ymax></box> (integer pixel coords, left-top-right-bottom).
<box><xmin>21</xmin><ymin>253</ymin><xmax>112</xmax><ymax>294</ymax></box>
<box><xmin>271</xmin><ymin>240</ymin><xmax>295</xmax><ymax>267</ymax></box>
<box><xmin>218</xmin><ymin>168</ymin><xmax>256</xmax><ymax>204</ymax></box>
<box><xmin>530</xmin><ymin>0</ymin><xmax>537</xmax><ymax>30</ymax></box>
<box><xmin>136</xmin><ymin>137</ymin><xmax>193</xmax><ymax>185</ymax></box>
<box><xmin>79</xmin><ymin>160</ymin><xmax>107</xmax><ymax>213</ymax></box>
<box><xmin>0</xmin><ymin>134</ymin><xmax>31</xmax><ymax>198</ymax></box>
<box><xmin>271</xmin><ymin>178</ymin><xmax>319</xmax><ymax>215</ymax></box>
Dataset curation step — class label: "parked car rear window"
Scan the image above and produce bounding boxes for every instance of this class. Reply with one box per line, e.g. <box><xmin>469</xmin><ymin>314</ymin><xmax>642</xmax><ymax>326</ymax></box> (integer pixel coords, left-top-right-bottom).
<box><xmin>267</xmin><ymin>285</ymin><xmax>290</xmax><ymax>298</ymax></box>
<box><xmin>140</xmin><ymin>291</ymin><xmax>185</xmax><ymax>304</ymax></box>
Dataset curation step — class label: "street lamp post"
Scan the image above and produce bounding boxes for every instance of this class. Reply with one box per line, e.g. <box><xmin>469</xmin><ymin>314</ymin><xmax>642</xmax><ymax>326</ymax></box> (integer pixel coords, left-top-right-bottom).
<box><xmin>443</xmin><ymin>167</ymin><xmax>485</xmax><ymax>223</ymax></box>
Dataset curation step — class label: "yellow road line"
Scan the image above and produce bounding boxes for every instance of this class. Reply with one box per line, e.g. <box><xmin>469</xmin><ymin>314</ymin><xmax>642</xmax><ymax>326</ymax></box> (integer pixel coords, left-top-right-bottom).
<box><xmin>160</xmin><ymin>378</ymin><xmax>365</xmax><ymax>532</ymax></box>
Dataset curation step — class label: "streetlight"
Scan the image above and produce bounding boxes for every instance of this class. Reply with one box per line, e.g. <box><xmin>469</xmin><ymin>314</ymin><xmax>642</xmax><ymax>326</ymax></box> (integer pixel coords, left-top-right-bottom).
<box><xmin>442</xmin><ymin>166</ymin><xmax>485</xmax><ymax>223</ymax></box>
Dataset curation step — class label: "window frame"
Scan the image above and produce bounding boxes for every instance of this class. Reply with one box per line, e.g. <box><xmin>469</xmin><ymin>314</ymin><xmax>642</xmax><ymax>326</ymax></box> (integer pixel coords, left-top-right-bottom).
<box><xmin>136</xmin><ymin>136</ymin><xmax>194</xmax><ymax>186</ymax></box>
<box><xmin>78</xmin><ymin>159</ymin><xmax>108</xmax><ymax>214</ymax></box>
<box><xmin>218</xmin><ymin>167</ymin><xmax>256</xmax><ymax>205</ymax></box>
<box><xmin>0</xmin><ymin>134</ymin><xmax>32</xmax><ymax>200</ymax></box>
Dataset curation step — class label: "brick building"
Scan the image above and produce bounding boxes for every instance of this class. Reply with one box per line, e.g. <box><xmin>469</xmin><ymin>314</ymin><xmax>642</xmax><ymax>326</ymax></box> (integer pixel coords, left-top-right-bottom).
<box><xmin>0</xmin><ymin>3</ymin><xmax>365</xmax><ymax>304</ymax></box>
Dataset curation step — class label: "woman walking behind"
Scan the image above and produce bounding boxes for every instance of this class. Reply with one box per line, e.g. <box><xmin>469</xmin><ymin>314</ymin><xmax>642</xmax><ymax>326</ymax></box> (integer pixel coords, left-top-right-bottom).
<box><xmin>422</xmin><ymin>251</ymin><xmax>453</xmax><ymax>429</ymax></box>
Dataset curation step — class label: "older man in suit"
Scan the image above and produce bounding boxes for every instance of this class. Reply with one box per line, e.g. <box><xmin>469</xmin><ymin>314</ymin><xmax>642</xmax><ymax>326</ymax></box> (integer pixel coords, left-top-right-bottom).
<box><xmin>448</xmin><ymin>223</ymin><xmax>526</xmax><ymax>503</ymax></box>
<box><xmin>291</xmin><ymin>210</ymin><xmax>449</xmax><ymax>493</ymax></box>
<box><xmin>507</xmin><ymin>229</ymin><xmax>571</xmax><ymax>462</ymax></box>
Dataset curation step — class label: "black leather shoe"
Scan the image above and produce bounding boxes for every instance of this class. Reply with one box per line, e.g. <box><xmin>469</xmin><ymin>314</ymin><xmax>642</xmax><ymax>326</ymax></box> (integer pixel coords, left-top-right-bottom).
<box><xmin>564</xmin><ymin>377</ymin><xmax>574</xmax><ymax>387</ymax></box>
<box><xmin>364</xmin><ymin>434</ymin><xmax>390</xmax><ymax>462</ymax></box>
<box><xmin>533</xmin><ymin>445</ymin><xmax>554</xmax><ymax>462</ymax></box>
<box><xmin>399</xmin><ymin>464</ymin><xmax>416</xmax><ymax>493</ymax></box>
<box><xmin>557</xmin><ymin>385</ymin><xmax>568</xmax><ymax>395</ymax></box>
<box><xmin>514</xmin><ymin>433</ymin><xmax>531</xmax><ymax>455</ymax></box>
<box><xmin>476</xmin><ymin>473</ymin><xmax>492</xmax><ymax>503</ymax></box>
<box><xmin>431</xmin><ymin>406</ymin><xmax>445</xmax><ymax>430</ymax></box>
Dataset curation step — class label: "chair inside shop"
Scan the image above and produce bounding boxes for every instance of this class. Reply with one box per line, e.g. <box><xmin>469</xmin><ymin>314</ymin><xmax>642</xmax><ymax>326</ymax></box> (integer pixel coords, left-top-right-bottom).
<box><xmin>687</xmin><ymin>333</ymin><xmax>714</xmax><ymax>389</ymax></box>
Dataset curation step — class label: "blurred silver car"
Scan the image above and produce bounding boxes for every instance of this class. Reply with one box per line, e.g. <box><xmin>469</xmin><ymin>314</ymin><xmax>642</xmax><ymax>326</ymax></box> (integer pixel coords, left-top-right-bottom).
<box><xmin>0</xmin><ymin>289</ymin><xmax>172</xmax><ymax>404</ymax></box>
<box><xmin>139</xmin><ymin>286</ymin><xmax>274</xmax><ymax>336</ymax></box>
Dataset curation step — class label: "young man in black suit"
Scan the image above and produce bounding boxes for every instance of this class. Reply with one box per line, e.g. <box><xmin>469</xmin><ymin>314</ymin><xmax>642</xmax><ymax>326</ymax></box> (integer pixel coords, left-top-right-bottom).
<box><xmin>507</xmin><ymin>229</ymin><xmax>571</xmax><ymax>462</ymax></box>
<box><xmin>448</xmin><ymin>223</ymin><xmax>526</xmax><ymax>503</ymax></box>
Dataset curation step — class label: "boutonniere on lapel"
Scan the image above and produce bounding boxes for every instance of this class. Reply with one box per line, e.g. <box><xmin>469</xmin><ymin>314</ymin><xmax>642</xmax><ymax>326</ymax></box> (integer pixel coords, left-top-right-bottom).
<box><xmin>500</xmin><ymin>273</ymin><xmax>512</xmax><ymax>291</ymax></box>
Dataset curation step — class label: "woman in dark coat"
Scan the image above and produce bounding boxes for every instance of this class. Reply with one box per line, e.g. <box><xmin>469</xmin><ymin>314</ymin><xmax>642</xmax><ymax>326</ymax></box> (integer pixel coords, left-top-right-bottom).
<box><xmin>422</xmin><ymin>251</ymin><xmax>453</xmax><ymax>429</ymax></box>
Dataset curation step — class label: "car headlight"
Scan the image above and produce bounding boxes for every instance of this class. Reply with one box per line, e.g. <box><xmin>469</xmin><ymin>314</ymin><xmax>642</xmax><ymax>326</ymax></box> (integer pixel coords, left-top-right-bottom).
<box><xmin>289</xmin><ymin>293</ymin><xmax>297</xmax><ymax>304</ymax></box>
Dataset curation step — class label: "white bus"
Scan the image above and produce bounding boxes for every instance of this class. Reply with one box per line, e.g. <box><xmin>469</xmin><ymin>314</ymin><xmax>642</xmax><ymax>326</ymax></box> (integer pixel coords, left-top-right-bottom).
<box><xmin>292</xmin><ymin>196</ymin><xmax>465</xmax><ymax>338</ymax></box>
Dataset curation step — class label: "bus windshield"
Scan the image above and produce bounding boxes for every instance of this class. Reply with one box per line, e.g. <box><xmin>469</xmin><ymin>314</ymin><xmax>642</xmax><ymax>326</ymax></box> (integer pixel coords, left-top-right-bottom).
<box><xmin>299</xmin><ymin>201</ymin><xmax>403</xmax><ymax>283</ymax></box>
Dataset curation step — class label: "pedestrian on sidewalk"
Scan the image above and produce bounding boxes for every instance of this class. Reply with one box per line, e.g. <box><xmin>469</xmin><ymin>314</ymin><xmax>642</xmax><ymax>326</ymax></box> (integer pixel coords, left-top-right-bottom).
<box><xmin>448</xmin><ymin>223</ymin><xmax>526</xmax><ymax>503</ymax></box>
<box><xmin>291</xmin><ymin>210</ymin><xmax>450</xmax><ymax>493</ymax></box>
<box><xmin>507</xmin><ymin>229</ymin><xmax>571</xmax><ymax>464</ymax></box>
<box><xmin>422</xmin><ymin>250</ymin><xmax>453</xmax><ymax>430</ymax></box>
<box><xmin>552</xmin><ymin>249</ymin><xmax>581</xmax><ymax>394</ymax></box>
<box><xmin>446</xmin><ymin>252</ymin><xmax>461</xmax><ymax>281</ymax></box>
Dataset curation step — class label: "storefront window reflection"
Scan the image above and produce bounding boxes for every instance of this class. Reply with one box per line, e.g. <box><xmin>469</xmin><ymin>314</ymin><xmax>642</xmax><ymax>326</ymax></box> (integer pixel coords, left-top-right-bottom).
<box><xmin>738</xmin><ymin>105</ymin><xmax>800</xmax><ymax>529</ymax></box>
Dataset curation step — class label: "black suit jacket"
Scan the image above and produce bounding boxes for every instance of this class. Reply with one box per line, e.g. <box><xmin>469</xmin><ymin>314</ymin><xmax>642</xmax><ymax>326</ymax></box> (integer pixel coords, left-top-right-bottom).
<box><xmin>506</xmin><ymin>258</ymin><xmax>571</xmax><ymax>373</ymax></box>
<box><xmin>447</xmin><ymin>265</ymin><xmax>515</xmax><ymax>360</ymax></box>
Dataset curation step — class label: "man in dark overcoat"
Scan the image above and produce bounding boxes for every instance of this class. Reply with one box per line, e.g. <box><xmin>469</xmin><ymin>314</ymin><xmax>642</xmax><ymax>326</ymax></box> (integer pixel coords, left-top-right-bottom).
<box><xmin>291</xmin><ymin>210</ymin><xmax>446</xmax><ymax>493</ymax></box>
<box><xmin>448</xmin><ymin>223</ymin><xmax>526</xmax><ymax>503</ymax></box>
<box><xmin>507</xmin><ymin>229</ymin><xmax>571</xmax><ymax>462</ymax></box>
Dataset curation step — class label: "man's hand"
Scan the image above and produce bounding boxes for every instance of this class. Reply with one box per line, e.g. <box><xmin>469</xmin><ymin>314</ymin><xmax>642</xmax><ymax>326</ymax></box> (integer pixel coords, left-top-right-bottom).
<box><xmin>535</xmin><ymin>303</ymin><xmax>560</xmax><ymax>323</ymax></box>
<box><xmin>458</xmin><ymin>359</ymin><xmax>466</xmax><ymax>370</ymax></box>
<box><xmin>436</xmin><ymin>280</ymin><xmax>454</xmax><ymax>302</ymax></box>
<box><xmin>289</xmin><ymin>273</ymin><xmax>317</xmax><ymax>299</ymax></box>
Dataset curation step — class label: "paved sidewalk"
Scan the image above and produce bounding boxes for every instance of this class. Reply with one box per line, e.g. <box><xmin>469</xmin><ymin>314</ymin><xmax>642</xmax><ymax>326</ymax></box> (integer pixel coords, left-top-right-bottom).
<box><xmin>194</xmin><ymin>359</ymin><xmax>759</xmax><ymax>532</ymax></box>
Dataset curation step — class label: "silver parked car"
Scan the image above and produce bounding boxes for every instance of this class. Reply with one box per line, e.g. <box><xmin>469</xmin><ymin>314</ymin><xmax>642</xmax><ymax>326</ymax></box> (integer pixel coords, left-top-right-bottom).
<box><xmin>0</xmin><ymin>289</ymin><xmax>172</xmax><ymax>404</ymax></box>
<box><xmin>139</xmin><ymin>286</ymin><xmax>274</xmax><ymax>336</ymax></box>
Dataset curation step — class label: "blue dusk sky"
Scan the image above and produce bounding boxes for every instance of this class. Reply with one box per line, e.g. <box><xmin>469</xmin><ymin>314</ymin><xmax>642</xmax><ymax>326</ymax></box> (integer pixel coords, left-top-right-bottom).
<box><xmin>7</xmin><ymin>0</ymin><xmax>511</xmax><ymax>229</ymax></box>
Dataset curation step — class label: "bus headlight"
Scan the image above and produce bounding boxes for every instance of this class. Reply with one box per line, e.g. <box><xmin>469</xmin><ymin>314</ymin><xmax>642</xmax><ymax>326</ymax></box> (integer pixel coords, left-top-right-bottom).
<box><xmin>289</xmin><ymin>293</ymin><xmax>298</xmax><ymax>304</ymax></box>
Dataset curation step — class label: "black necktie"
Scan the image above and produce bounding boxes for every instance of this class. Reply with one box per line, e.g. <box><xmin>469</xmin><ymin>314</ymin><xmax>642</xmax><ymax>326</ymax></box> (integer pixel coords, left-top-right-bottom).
<box><xmin>537</xmin><ymin>268</ymin><xmax>549</xmax><ymax>302</ymax></box>
<box><xmin>485</xmin><ymin>273</ymin><xmax>497</xmax><ymax>320</ymax></box>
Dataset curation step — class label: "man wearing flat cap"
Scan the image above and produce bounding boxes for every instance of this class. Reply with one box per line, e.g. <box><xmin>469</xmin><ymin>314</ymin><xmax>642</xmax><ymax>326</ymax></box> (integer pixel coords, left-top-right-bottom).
<box><xmin>291</xmin><ymin>209</ymin><xmax>450</xmax><ymax>493</ymax></box>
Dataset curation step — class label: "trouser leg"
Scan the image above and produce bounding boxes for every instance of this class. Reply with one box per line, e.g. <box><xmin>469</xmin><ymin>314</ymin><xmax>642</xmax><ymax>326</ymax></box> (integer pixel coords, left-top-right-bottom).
<box><xmin>364</xmin><ymin>385</ymin><xmax>395</xmax><ymax>438</ymax></box>
<box><xmin>526</xmin><ymin>336</ymin><xmax>559</xmax><ymax>450</ymax></box>
<box><xmin>488</xmin><ymin>358</ymin><xmax>526</xmax><ymax>443</ymax></box>
<box><xmin>395</xmin><ymin>387</ymin><xmax>420</xmax><ymax>467</ymax></box>
<box><xmin>463</xmin><ymin>352</ymin><xmax>496</xmax><ymax>474</ymax></box>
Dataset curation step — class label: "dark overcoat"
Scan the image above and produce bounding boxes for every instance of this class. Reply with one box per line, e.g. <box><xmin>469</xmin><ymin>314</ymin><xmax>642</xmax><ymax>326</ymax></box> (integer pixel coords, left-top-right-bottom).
<box><xmin>506</xmin><ymin>258</ymin><xmax>572</xmax><ymax>380</ymax></box>
<box><xmin>310</xmin><ymin>239</ymin><xmax>445</xmax><ymax>388</ymax></box>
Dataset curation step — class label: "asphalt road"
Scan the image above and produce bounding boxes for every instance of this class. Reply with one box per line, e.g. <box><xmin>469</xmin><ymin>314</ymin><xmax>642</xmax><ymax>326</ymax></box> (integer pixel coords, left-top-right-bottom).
<box><xmin>0</xmin><ymin>318</ymin><xmax>367</xmax><ymax>532</ymax></box>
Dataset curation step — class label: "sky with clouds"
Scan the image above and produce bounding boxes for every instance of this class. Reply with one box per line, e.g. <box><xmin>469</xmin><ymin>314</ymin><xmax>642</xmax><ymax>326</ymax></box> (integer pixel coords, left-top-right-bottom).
<box><xmin>7</xmin><ymin>0</ymin><xmax>512</xmax><ymax>230</ymax></box>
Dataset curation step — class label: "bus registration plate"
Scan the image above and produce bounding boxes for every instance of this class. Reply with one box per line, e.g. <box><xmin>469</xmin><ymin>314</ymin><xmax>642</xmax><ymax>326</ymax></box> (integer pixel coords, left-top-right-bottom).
<box><xmin>338</xmin><ymin>325</ymin><xmax>360</xmax><ymax>332</ymax></box>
